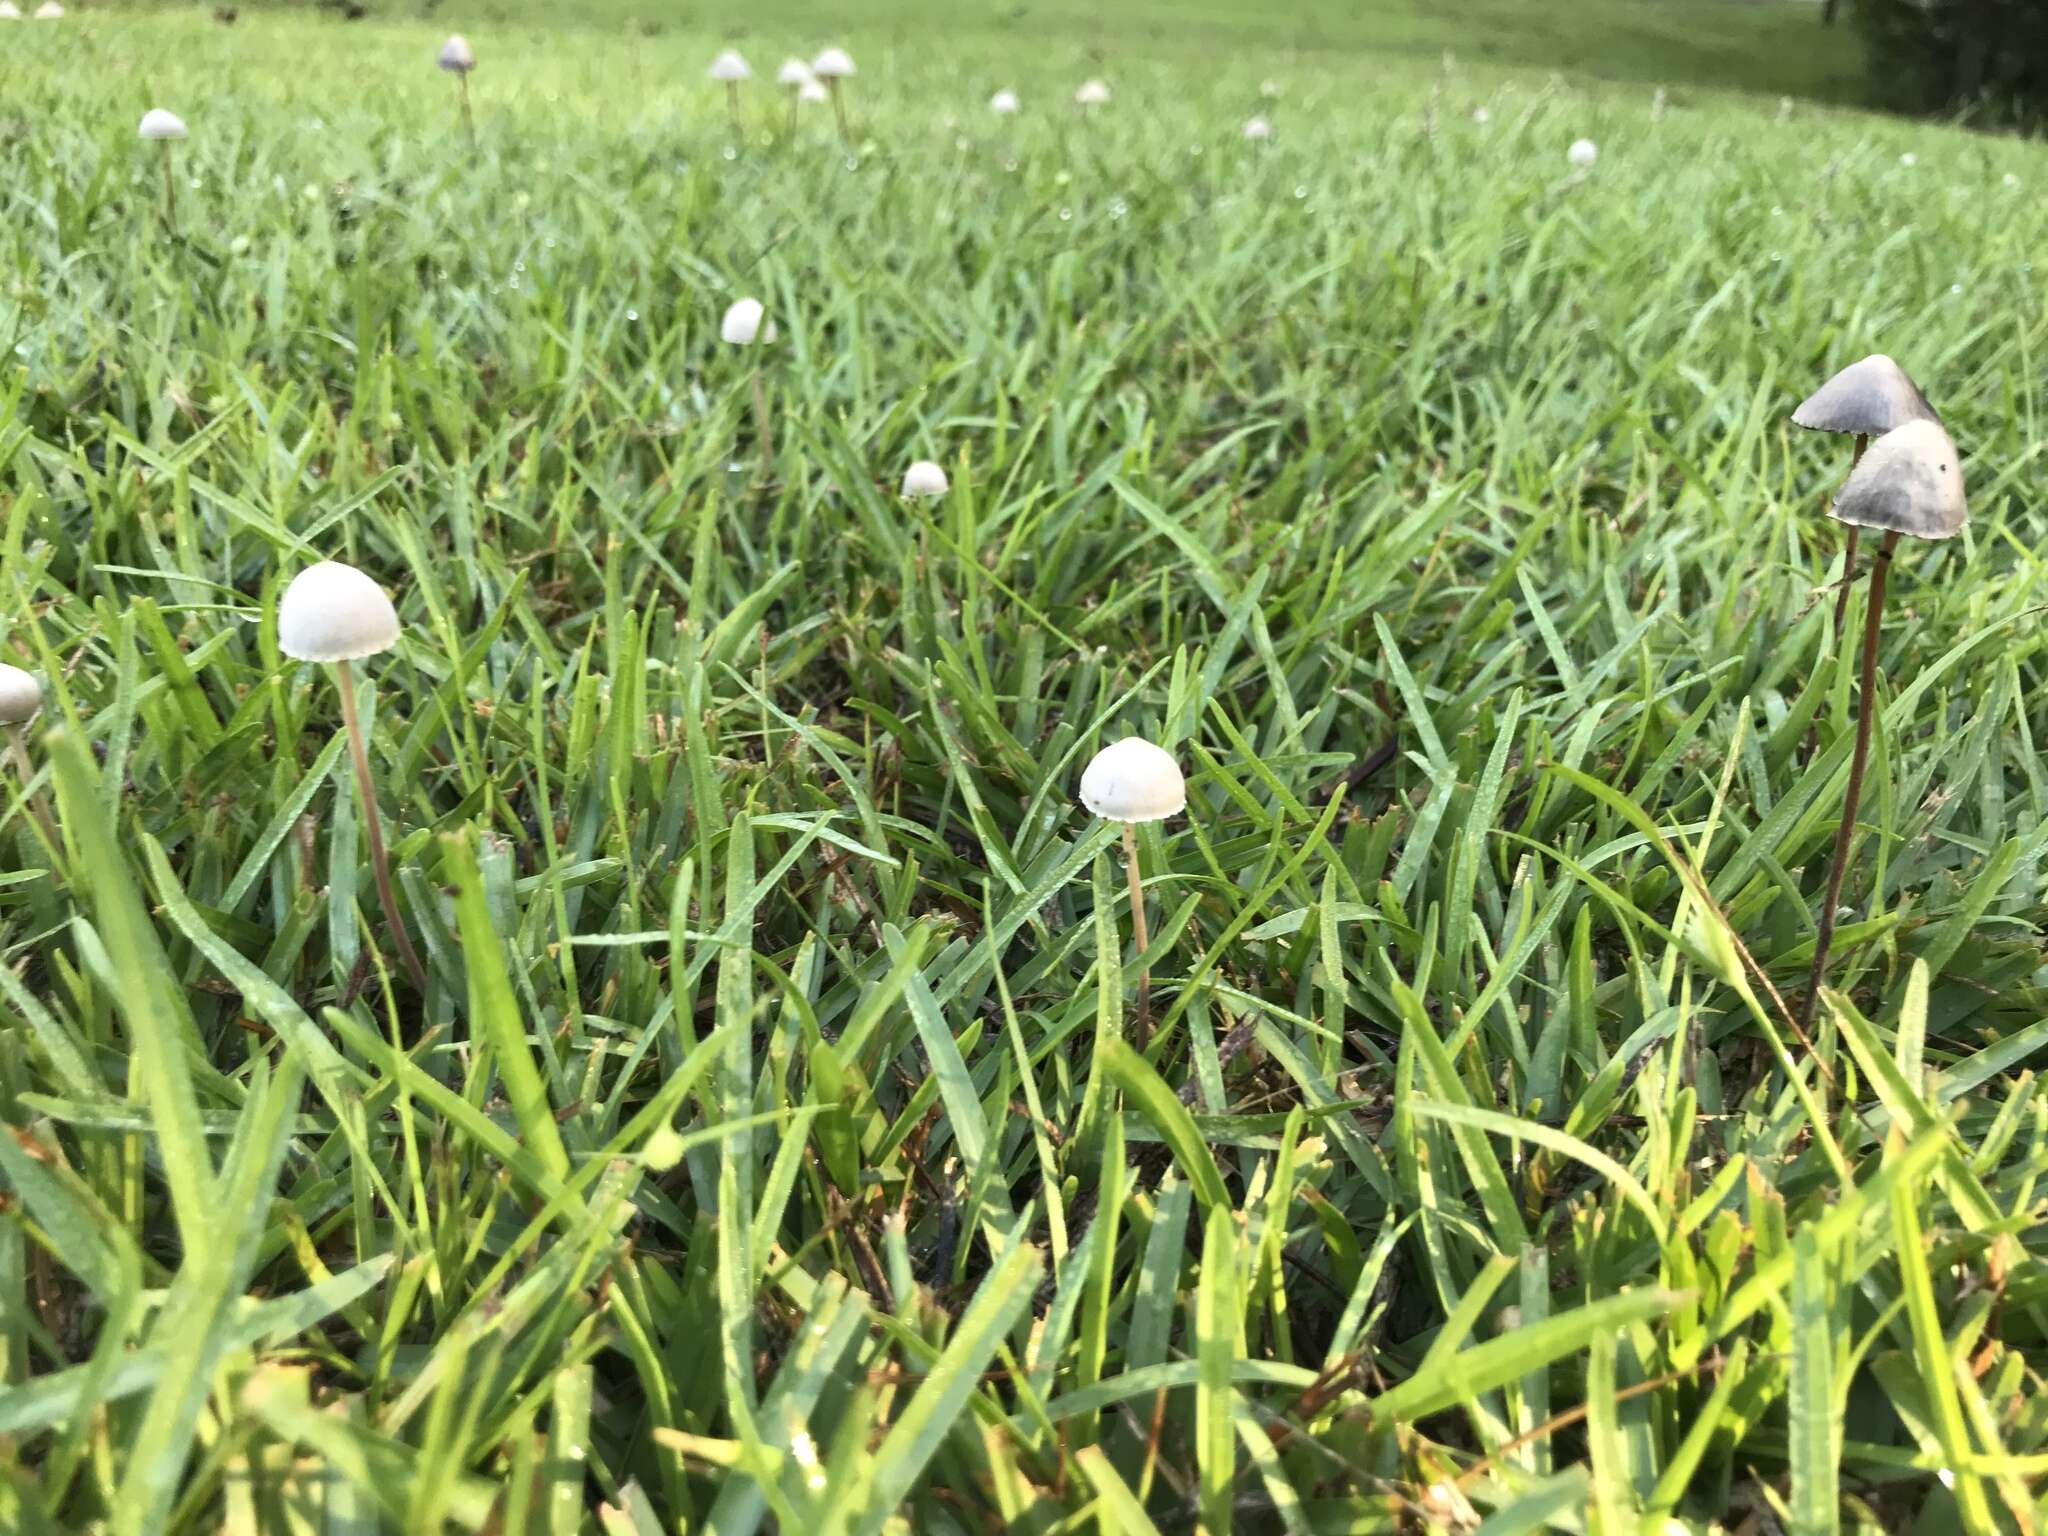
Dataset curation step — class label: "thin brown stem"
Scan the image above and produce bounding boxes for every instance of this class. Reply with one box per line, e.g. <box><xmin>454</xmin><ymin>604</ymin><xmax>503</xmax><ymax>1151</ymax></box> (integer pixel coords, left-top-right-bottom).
<box><xmin>1827</xmin><ymin>434</ymin><xmax>1869</xmax><ymax>638</ymax></box>
<box><xmin>457</xmin><ymin>73</ymin><xmax>476</xmax><ymax>152</ymax></box>
<box><xmin>1122</xmin><ymin>820</ymin><xmax>1151</xmax><ymax>1047</ymax></box>
<box><xmin>830</xmin><ymin>80</ymin><xmax>850</xmax><ymax>147</ymax></box>
<box><xmin>749</xmin><ymin>364</ymin><xmax>773</xmax><ymax>481</ymax></box>
<box><xmin>1800</xmin><ymin>529</ymin><xmax>1897</xmax><ymax>1031</ymax></box>
<box><xmin>334</xmin><ymin>658</ymin><xmax>428</xmax><ymax>994</ymax></box>
<box><xmin>786</xmin><ymin>89</ymin><xmax>798</xmax><ymax>137</ymax></box>
<box><xmin>5</xmin><ymin>725</ymin><xmax>61</xmax><ymax>869</ymax></box>
<box><xmin>727</xmin><ymin>79</ymin><xmax>741</xmax><ymax>135</ymax></box>
<box><xmin>160</xmin><ymin>142</ymin><xmax>177</xmax><ymax>228</ymax></box>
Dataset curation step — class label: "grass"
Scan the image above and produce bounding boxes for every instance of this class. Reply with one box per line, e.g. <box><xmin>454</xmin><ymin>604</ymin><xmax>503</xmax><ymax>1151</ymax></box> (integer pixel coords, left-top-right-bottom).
<box><xmin>1</xmin><ymin>5</ymin><xmax>2046</xmax><ymax>1533</ymax></box>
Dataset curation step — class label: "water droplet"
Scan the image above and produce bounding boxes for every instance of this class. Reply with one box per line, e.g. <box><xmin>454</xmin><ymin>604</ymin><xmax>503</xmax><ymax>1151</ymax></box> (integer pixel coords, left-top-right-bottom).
<box><xmin>1294</xmin><ymin>184</ymin><xmax>1308</xmax><ymax>199</ymax></box>
<box><xmin>843</xmin><ymin>155</ymin><xmax>860</xmax><ymax>171</ymax></box>
<box><xmin>722</xmin><ymin>146</ymin><xmax>737</xmax><ymax>161</ymax></box>
<box><xmin>626</xmin><ymin>309</ymin><xmax>639</xmax><ymax>321</ymax></box>
<box><xmin>1058</xmin><ymin>206</ymin><xmax>1072</xmax><ymax>221</ymax></box>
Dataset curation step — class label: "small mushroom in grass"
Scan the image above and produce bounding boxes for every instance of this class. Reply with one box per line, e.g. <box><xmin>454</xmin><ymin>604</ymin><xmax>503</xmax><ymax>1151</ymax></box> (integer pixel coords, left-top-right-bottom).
<box><xmin>722</xmin><ymin>298</ymin><xmax>774</xmax><ymax>476</ymax></box>
<box><xmin>1798</xmin><ymin>416</ymin><xmax>1966</xmax><ymax>1031</ymax></box>
<box><xmin>1074</xmin><ymin>78</ymin><xmax>1112</xmax><ymax>109</ymax></box>
<box><xmin>900</xmin><ymin>460</ymin><xmax>949</xmax><ymax>498</ymax></box>
<box><xmin>708</xmin><ymin>48</ymin><xmax>751</xmax><ymax>132</ymax></box>
<box><xmin>989</xmin><ymin>88</ymin><xmax>1020</xmax><ymax>116</ymax></box>
<box><xmin>1567</xmin><ymin>137</ymin><xmax>1598</xmax><ymax>169</ymax></box>
<box><xmin>776</xmin><ymin>58</ymin><xmax>812</xmax><ymax>132</ymax></box>
<box><xmin>1081</xmin><ymin>737</ymin><xmax>1186</xmax><ymax>1042</ymax></box>
<box><xmin>0</xmin><ymin>664</ymin><xmax>57</xmax><ymax>857</ymax></box>
<box><xmin>797</xmin><ymin>76</ymin><xmax>828</xmax><ymax>110</ymax></box>
<box><xmin>0</xmin><ymin>5</ymin><xmax>22</xmax><ymax>20</ymax></box>
<box><xmin>810</xmin><ymin>46</ymin><xmax>855</xmax><ymax>144</ymax></box>
<box><xmin>437</xmin><ymin>34</ymin><xmax>477</xmax><ymax>149</ymax></box>
<box><xmin>1792</xmin><ymin>353</ymin><xmax>1940</xmax><ymax>634</ymax></box>
<box><xmin>1242</xmin><ymin>114</ymin><xmax>1272</xmax><ymax>141</ymax></box>
<box><xmin>32</xmin><ymin>2</ymin><xmax>61</xmax><ymax>17</ymax></box>
<box><xmin>278</xmin><ymin>562</ymin><xmax>428</xmax><ymax>993</ymax></box>
<box><xmin>138</xmin><ymin>109</ymin><xmax>187</xmax><ymax>224</ymax></box>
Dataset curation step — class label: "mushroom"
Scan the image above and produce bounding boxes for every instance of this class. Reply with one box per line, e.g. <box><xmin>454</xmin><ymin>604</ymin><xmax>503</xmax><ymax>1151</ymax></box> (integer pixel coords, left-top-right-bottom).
<box><xmin>722</xmin><ymin>298</ymin><xmax>774</xmax><ymax>476</ymax></box>
<box><xmin>1798</xmin><ymin>416</ymin><xmax>1966</xmax><ymax>1031</ymax></box>
<box><xmin>1567</xmin><ymin>137</ymin><xmax>1597</xmax><ymax>169</ymax></box>
<box><xmin>1242</xmin><ymin>114</ymin><xmax>1271</xmax><ymax>141</ymax></box>
<box><xmin>138</xmin><ymin>109</ymin><xmax>188</xmax><ymax>223</ymax></box>
<box><xmin>989</xmin><ymin>88</ymin><xmax>1020</xmax><ymax>116</ymax></box>
<box><xmin>0</xmin><ymin>5</ymin><xmax>22</xmax><ymax>19</ymax></box>
<box><xmin>776</xmin><ymin>58</ymin><xmax>812</xmax><ymax>132</ymax></box>
<box><xmin>708</xmin><ymin>48</ymin><xmax>751</xmax><ymax>131</ymax></box>
<box><xmin>810</xmin><ymin>47</ymin><xmax>855</xmax><ymax>144</ymax></box>
<box><xmin>797</xmin><ymin>76</ymin><xmax>828</xmax><ymax>108</ymax></box>
<box><xmin>1074</xmin><ymin>78</ymin><xmax>1112</xmax><ymax>109</ymax></box>
<box><xmin>32</xmin><ymin>2</ymin><xmax>61</xmax><ymax>17</ymax></box>
<box><xmin>900</xmin><ymin>460</ymin><xmax>949</xmax><ymax>498</ymax></box>
<box><xmin>1080</xmin><ymin>737</ymin><xmax>1186</xmax><ymax>1040</ymax></box>
<box><xmin>0</xmin><ymin>663</ymin><xmax>57</xmax><ymax>858</ymax></box>
<box><xmin>437</xmin><ymin>35</ymin><xmax>477</xmax><ymax>149</ymax></box>
<box><xmin>1792</xmin><ymin>353</ymin><xmax>1940</xmax><ymax>634</ymax></box>
<box><xmin>278</xmin><ymin>561</ymin><xmax>428</xmax><ymax>992</ymax></box>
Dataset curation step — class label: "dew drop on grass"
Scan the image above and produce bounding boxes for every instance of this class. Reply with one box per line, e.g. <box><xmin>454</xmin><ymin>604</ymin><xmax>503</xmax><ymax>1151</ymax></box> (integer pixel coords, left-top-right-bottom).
<box><xmin>843</xmin><ymin>155</ymin><xmax>860</xmax><ymax>171</ymax></box>
<box><xmin>625</xmin><ymin>309</ymin><xmax>638</xmax><ymax>322</ymax></box>
<box><xmin>1294</xmin><ymin>185</ymin><xmax>1307</xmax><ymax>198</ymax></box>
<box><xmin>1058</xmin><ymin>207</ymin><xmax>1072</xmax><ymax>221</ymax></box>
<box><xmin>722</xmin><ymin>146</ymin><xmax>737</xmax><ymax>161</ymax></box>
<box><xmin>1108</xmin><ymin>197</ymin><xmax>1127</xmax><ymax>219</ymax></box>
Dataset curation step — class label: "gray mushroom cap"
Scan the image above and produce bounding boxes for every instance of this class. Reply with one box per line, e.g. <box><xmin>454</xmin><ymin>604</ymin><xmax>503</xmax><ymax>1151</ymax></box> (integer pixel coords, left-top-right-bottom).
<box><xmin>1829</xmin><ymin>418</ymin><xmax>1967</xmax><ymax>540</ymax></box>
<box><xmin>1792</xmin><ymin>354</ymin><xmax>1939</xmax><ymax>438</ymax></box>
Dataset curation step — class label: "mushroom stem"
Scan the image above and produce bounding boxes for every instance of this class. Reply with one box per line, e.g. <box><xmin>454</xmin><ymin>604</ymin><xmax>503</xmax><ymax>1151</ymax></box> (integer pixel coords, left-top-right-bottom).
<box><xmin>1800</xmin><ymin>528</ymin><xmax>1897</xmax><ymax>1030</ymax></box>
<box><xmin>786</xmin><ymin>89</ymin><xmax>799</xmax><ymax>137</ymax></box>
<box><xmin>749</xmin><ymin>363</ymin><xmax>773</xmax><ymax>482</ymax></box>
<box><xmin>4</xmin><ymin>725</ymin><xmax>61</xmax><ymax>867</ymax></box>
<box><xmin>159</xmin><ymin>141</ymin><xmax>176</xmax><ymax>226</ymax></box>
<box><xmin>334</xmin><ymin>658</ymin><xmax>429</xmax><ymax>994</ymax></box>
<box><xmin>1827</xmin><ymin>435</ymin><xmax>1870</xmax><ymax>638</ymax></box>
<box><xmin>1121</xmin><ymin>820</ymin><xmax>1152</xmax><ymax>1046</ymax></box>
<box><xmin>828</xmin><ymin>79</ymin><xmax>850</xmax><ymax>147</ymax></box>
<box><xmin>727</xmin><ymin>79</ymin><xmax>741</xmax><ymax>133</ymax></box>
<box><xmin>456</xmin><ymin>71</ymin><xmax>476</xmax><ymax>152</ymax></box>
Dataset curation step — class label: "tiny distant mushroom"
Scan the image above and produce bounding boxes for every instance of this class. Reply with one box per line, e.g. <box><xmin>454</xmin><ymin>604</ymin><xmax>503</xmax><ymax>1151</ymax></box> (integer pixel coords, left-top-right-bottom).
<box><xmin>0</xmin><ymin>5</ymin><xmax>23</xmax><ymax>19</ymax></box>
<box><xmin>1791</xmin><ymin>353</ymin><xmax>1940</xmax><ymax>634</ymax></box>
<box><xmin>278</xmin><ymin>561</ymin><xmax>428</xmax><ymax>993</ymax></box>
<box><xmin>1074</xmin><ymin>78</ymin><xmax>1112</xmax><ymax>109</ymax></box>
<box><xmin>0</xmin><ymin>664</ymin><xmax>57</xmax><ymax>857</ymax></box>
<box><xmin>1799</xmin><ymin>416</ymin><xmax>1966</xmax><ymax>1031</ymax></box>
<box><xmin>722</xmin><ymin>298</ymin><xmax>775</xmax><ymax>477</ymax></box>
<box><xmin>438</xmin><ymin>34</ymin><xmax>477</xmax><ymax>149</ymax></box>
<box><xmin>1080</xmin><ymin>737</ymin><xmax>1187</xmax><ymax>1041</ymax></box>
<box><xmin>1242</xmin><ymin>114</ymin><xmax>1271</xmax><ymax>141</ymax></box>
<box><xmin>32</xmin><ymin>2</ymin><xmax>61</xmax><ymax>17</ymax></box>
<box><xmin>900</xmin><ymin>460</ymin><xmax>949</xmax><ymax>498</ymax></box>
<box><xmin>138</xmin><ymin>108</ymin><xmax>188</xmax><ymax>224</ymax></box>
<box><xmin>708</xmin><ymin>48</ymin><xmax>751</xmax><ymax>132</ymax></box>
<box><xmin>777</xmin><ymin>57</ymin><xmax>812</xmax><ymax>132</ymax></box>
<box><xmin>810</xmin><ymin>46</ymin><xmax>856</xmax><ymax>144</ymax></box>
<box><xmin>989</xmin><ymin>88</ymin><xmax>1020</xmax><ymax>116</ymax></box>
<box><xmin>1567</xmin><ymin>137</ymin><xmax>1597</xmax><ymax>169</ymax></box>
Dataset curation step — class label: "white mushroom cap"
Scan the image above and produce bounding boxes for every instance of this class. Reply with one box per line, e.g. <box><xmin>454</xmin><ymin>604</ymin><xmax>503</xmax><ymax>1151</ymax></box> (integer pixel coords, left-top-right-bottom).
<box><xmin>708</xmin><ymin>48</ymin><xmax>751</xmax><ymax>82</ymax></box>
<box><xmin>721</xmin><ymin>297</ymin><xmax>765</xmax><ymax>346</ymax></box>
<box><xmin>1567</xmin><ymin>137</ymin><xmax>1598</xmax><ymax>168</ymax></box>
<box><xmin>1830</xmin><ymin>418</ymin><xmax>1967</xmax><ymax>540</ymax></box>
<box><xmin>1080</xmin><ymin>738</ymin><xmax>1186</xmax><ymax>823</ymax></box>
<box><xmin>989</xmin><ymin>89</ymin><xmax>1020</xmax><ymax>115</ymax></box>
<box><xmin>797</xmin><ymin>77</ymin><xmax>828</xmax><ymax>104</ymax></box>
<box><xmin>437</xmin><ymin>34</ymin><xmax>475</xmax><ymax>73</ymax></box>
<box><xmin>1074</xmin><ymin>78</ymin><xmax>1111</xmax><ymax>106</ymax></box>
<box><xmin>0</xmin><ymin>5</ymin><xmax>23</xmax><ymax>20</ymax></box>
<box><xmin>1471</xmin><ymin>105</ymin><xmax>1491</xmax><ymax>124</ymax></box>
<box><xmin>0</xmin><ymin>664</ymin><xmax>41</xmax><ymax>725</ymax></box>
<box><xmin>901</xmin><ymin>460</ymin><xmax>950</xmax><ymax>498</ymax></box>
<box><xmin>32</xmin><ymin>2</ymin><xmax>61</xmax><ymax>17</ymax></box>
<box><xmin>1242</xmin><ymin>115</ymin><xmax>1272</xmax><ymax>141</ymax></box>
<box><xmin>138</xmin><ymin>109</ymin><xmax>187</xmax><ymax>142</ymax></box>
<box><xmin>277</xmin><ymin>561</ymin><xmax>402</xmax><ymax>663</ymax></box>
<box><xmin>810</xmin><ymin>47</ymin><xmax>855</xmax><ymax>79</ymax></box>
<box><xmin>777</xmin><ymin>57</ymin><xmax>813</xmax><ymax>87</ymax></box>
<box><xmin>1792</xmin><ymin>354</ymin><xmax>1939</xmax><ymax>437</ymax></box>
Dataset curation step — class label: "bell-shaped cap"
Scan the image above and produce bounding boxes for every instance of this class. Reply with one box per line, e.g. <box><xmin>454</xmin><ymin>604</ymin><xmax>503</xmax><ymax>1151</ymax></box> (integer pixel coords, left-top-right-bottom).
<box><xmin>901</xmin><ymin>460</ymin><xmax>949</xmax><ymax>497</ymax></box>
<box><xmin>1080</xmin><ymin>738</ymin><xmax>1186</xmax><ymax>823</ymax></box>
<box><xmin>437</xmin><ymin>34</ymin><xmax>475</xmax><ymax>73</ymax></box>
<box><xmin>989</xmin><ymin>89</ymin><xmax>1020</xmax><ymax>115</ymax></box>
<box><xmin>797</xmin><ymin>77</ymin><xmax>828</xmax><ymax>103</ymax></box>
<box><xmin>0</xmin><ymin>5</ymin><xmax>23</xmax><ymax>20</ymax></box>
<box><xmin>777</xmin><ymin>57</ymin><xmax>812</xmax><ymax>87</ymax></box>
<box><xmin>138</xmin><ymin>108</ymin><xmax>188</xmax><ymax>141</ymax></box>
<box><xmin>1567</xmin><ymin>137</ymin><xmax>1597</xmax><ymax>168</ymax></box>
<box><xmin>708</xmin><ymin>48</ymin><xmax>751</xmax><ymax>81</ymax></box>
<box><xmin>1242</xmin><ymin>115</ymin><xmax>1271</xmax><ymax>140</ymax></box>
<box><xmin>721</xmin><ymin>297</ymin><xmax>765</xmax><ymax>346</ymax></box>
<box><xmin>1830</xmin><ymin>418</ymin><xmax>1966</xmax><ymax>540</ymax></box>
<box><xmin>1074</xmin><ymin>78</ymin><xmax>1111</xmax><ymax>106</ymax></box>
<box><xmin>32</xmin><ymin>2</ymin><xmax>61</xmax><ymax>17</ymax></box>
<box><xmin>810</xmin><ymin>47</ymin><xmax>855</xmax><ymax>78</ymax></box>
<box><xmin>0</xmin><ymin>663</ymin><xmax>41</xmax><ymax>724</ymax></box>
<box><xmin>278</xmin><ymin>561</ymin><xmax>402</xmax><ymax>662</ymax></box>
<box><xmin>1791</xmin><ymin>354</ymin><xmax>1938</xmax><ymax>437</ymax></box>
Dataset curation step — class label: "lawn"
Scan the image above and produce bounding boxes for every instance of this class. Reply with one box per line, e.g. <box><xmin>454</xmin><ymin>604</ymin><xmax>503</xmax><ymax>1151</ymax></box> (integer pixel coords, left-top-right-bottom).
<box><xmin>1</xmin><ymin>5</ymin><xmax>2045</xmax><ymax>1534</ymax></box>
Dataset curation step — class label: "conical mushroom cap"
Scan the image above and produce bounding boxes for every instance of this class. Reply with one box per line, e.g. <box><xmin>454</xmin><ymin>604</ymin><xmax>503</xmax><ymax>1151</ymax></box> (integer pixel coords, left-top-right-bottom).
<box><xmin>901</xmin><ymin>461</ymin><xmax>949</xmax><ymax>498</ymax></box>
<box><xmin>708</xmin><ymin>48</ymin><xmax>751</xmax><ymax>81</ymax></box>
<box><xmin>278</xmin><ymin>561</ymin><xmax>402</xmax><ymax>662</ymax></box>
<box><xmin>138</xmin><ymin>108</ymin><xmax>187</xmax><ymax>141</ymax></box>
<box><xmin>1792</xmin><ymin>354</ymin><xmax>1938</xmax><ymax>437</ymax></box>
<box><xmin>437</xmin><ymin>34</ymin><xmax>475</xmax><ymax>73</ymax></box>
<box><xmin>1829</xmin><ymin>418</ymin><xmax>1966</xmax><ymax>540</ymax></box>
<box><xmin>1080</xmin><ymin>737</ymin><xmax>1186</xmax><ymax>823</ymax></box>
<box><xmin>1074</xmin><ymin>78</ymin><xmax>1111</xmax><ymax>106</ymax></box>
<box><xmin>0</xmin><ymin>663</ymin><xmax>41</xmax><ymax>724</ymax></box>
<box><xmin>0</xmin><ymin>6</ymin><xmax>24</xmax><ymax>21</ymax></box>
<box><xmin>797</xmin><ymin>78</ymin><xmax>828</xmax><ymax>103</ymax></box>
<box><xmin>720</xmin><ymin>297</ymin><xmax>764</xmax><ymax>345</ymax></box>
<box><xmin>776</xmin><ymin>57</ymin><xmax>812</xmax><ymax>87</ymax></box>
<box><xmin>810</xmin><ymin>47</ymin><xmax>855</xmax><ymax>78</ymax></box>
